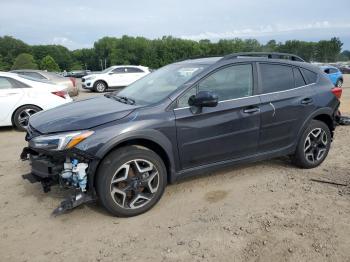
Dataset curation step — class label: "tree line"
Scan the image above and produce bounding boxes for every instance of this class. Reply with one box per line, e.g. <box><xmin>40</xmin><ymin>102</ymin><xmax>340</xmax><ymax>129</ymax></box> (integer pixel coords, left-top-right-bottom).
<box><xmin>0</xmin><ymin>35</ymin><xmax>349</xmax><ymax>72</ymax></box>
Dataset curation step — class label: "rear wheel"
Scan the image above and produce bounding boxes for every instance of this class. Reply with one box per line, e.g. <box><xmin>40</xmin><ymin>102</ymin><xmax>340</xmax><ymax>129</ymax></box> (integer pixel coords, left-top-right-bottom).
<box><xmin>292</xmin><ymin>120</ymin><xmax>331</xmax><ymax>168</ymax></box>
<box><xmin>93</xmin><ymin>81</ymin><xmax>107</xmax><ymax>93</ymax></box>
<box><xmin>96</xmin><ymin>146</ymin><xmax>167</xmax><ymax>217</ymax></box>
<box><xmin>13</xmin><ymin>105</ymin><xmax>41</xmax><ymax>131</ymax></box>
<box><xmin>336</xmin><ymin>79</ymin><xmax>343</xmax><ymax>87</ymax></box>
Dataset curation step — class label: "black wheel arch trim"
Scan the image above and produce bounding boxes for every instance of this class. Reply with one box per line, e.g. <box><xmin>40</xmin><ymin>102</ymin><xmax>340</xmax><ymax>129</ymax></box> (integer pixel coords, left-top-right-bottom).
<box><xmin>87</xmin><ymin>129</ymin><xmax>177</xmax><ymax>191</ymax></box>
<box><xmin>296</xmin><ymin>107</ymin><xmax>336</xmax><ymax>143</ymax></box>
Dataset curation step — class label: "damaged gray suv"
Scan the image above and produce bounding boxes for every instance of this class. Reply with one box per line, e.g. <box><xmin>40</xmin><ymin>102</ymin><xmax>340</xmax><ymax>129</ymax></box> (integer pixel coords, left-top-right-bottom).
<box><xmin>21</xmin><ymin>52</ymin><xmax>341</xmax><ymax>217</ymax></box>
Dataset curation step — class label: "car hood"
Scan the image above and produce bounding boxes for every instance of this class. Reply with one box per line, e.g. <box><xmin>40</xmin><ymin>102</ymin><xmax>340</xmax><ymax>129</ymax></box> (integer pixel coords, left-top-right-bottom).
<box><xmin>29</xmin><ymin>95</ymin><xmax>136</xmax><ymax>134</ymax></box>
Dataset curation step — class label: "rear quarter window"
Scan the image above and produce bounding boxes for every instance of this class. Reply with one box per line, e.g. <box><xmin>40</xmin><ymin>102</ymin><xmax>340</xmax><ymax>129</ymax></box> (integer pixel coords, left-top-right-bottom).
<box><xmin>300</xmin><ymin>68</ymin><xmax>318</xmax><ymax>84</ymax></box>
<box><xmin>260</xmin><ymin>63</ymin><xmax>294</xmax><ymax>93</ymax></box>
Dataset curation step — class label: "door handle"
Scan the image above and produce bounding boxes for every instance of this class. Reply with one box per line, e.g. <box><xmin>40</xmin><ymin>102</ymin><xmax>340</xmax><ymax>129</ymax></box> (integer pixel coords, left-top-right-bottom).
<box><xmin>243</xmin><ymin>107</ymin><xmax>260</xmax><ymax>114</ymax></box>
<box><xmin>301</xmin><ymin>98</ymin><xmax>313</xmax><ymax>105</ymax></box>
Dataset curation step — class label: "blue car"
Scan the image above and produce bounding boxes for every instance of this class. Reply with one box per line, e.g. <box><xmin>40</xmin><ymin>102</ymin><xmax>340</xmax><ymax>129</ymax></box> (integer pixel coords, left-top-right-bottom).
<box><xmin>320</xmin><ymin>65</ymin><xmax>343</xmax><ymax>87</ymax></box>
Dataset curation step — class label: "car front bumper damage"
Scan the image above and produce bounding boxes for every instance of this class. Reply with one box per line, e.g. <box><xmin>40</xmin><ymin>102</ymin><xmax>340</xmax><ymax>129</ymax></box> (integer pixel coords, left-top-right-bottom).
<box><xmin>21</xmin><ymin>146</ymin><xmax>97</xmax><ymax>215</ymax></box>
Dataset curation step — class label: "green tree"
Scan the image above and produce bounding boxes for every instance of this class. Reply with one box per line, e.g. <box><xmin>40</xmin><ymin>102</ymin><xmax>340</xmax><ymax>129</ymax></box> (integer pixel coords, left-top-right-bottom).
<box><xmin>40</xmin><ymin>55</ymin><xmax>60</xmax><ymax>71</ymax></box>
<box><xmin>0</xmin><ymin>36</ymin><xmax>31</xmax><ymax>70</ymax></box>
<box><xmin>11</xmin><ymin>53</ymin><xmax>38</xmax><ymax>70</ymax></box>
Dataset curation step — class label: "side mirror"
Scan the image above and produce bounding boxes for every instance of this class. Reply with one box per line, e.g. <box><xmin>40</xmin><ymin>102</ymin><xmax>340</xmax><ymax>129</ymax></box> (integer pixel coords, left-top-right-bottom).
<box><xmin>188</xmin><ymin>91</ymin><xmax>218</xmax><ymax>108</ymax></box>
<box><xmin>108</xmin><ymin>72</ymin><xmax>114</xmax><ymax>75</ymax></box>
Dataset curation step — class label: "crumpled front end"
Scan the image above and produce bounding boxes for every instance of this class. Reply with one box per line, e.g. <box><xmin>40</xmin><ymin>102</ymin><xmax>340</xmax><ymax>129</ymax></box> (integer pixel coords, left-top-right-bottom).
<box><xmin>21</xmin><ymin>125</ymin><xmax>97</xmax><ymax>215</ymax></box>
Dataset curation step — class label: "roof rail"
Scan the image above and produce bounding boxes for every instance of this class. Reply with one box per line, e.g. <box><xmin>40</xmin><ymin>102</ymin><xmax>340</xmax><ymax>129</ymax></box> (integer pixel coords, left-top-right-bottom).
<box><xmin>220</xmin><ymin>52</ymin><xmax>305</xmax><ymax>62</ymax></box>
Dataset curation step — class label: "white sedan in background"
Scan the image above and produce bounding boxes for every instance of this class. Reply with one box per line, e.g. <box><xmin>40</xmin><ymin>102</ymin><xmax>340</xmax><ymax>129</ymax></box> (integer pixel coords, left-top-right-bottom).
<box><xmin>0</xmin><ymin>72</ymin><xmax>72</xmax><ymax>131</ymax></box>
<box><xmin>82</xmin><ymin>65</ymin><xmax>150</xmax><ymax>92</ymax></box>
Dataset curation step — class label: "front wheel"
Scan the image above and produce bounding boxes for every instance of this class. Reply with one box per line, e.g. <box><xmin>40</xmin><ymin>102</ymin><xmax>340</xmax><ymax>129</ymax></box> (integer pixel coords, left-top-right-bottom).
<box><xmin>13</xmin><ymin>105</ymin><xmax>41</xmax><ymax>131</ymax></box>
<box><xmin>96</xmin><ymin>146</ymin><xmax>167</xmax><ymax>217</ymax></box>
<box><xmin>93</xmin><ymin>81</ymin><xmax>107</xmax><ymax>93</ymax></box>
<box><xmin>292</xmin><ymin>120</ymin><xmax>331</xmax><ymax>169</ymax></box>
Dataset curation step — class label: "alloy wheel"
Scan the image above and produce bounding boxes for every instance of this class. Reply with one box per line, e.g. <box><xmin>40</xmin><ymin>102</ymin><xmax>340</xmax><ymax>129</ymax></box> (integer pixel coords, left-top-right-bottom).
<box><xmin>304</xmin><ymin>128</ymin><xmax>328</xmax><ymax>164</ymax></box>
<box><xmin>18</xmin><ymin>108</ymin><xmax>38</xmax><ymax>129</ymax></box>
<box><xmin>110</xmin><ymin>159</ymin><xmax>160</xmax><ymax>209</ymax></box>
<box><xmin>96</xmin><ymin>82</ymin><xmax>106</xmax><ymax>92</ymax></box>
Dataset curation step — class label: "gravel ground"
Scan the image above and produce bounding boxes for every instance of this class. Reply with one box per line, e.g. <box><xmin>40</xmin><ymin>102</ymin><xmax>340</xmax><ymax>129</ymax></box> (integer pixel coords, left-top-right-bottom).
<box><xmin>0</xmin><ymin>76</ymin><xmax>349</xmax><ymax>262</ymax></box>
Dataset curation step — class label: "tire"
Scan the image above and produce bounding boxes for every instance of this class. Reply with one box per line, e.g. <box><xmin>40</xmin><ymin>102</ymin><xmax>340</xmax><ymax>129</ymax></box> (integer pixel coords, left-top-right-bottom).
<box><xmin>96</xmin><ymin>146</ymin><xmax>167</xmax><ymax>217</ymax></box>
<box><xmin>292</xmin><ymin>120</ymin><xmax>331</xmax><ymax>169</ymax></box>
<box><xmin>336</xmin><ymin>79</ymin><xmax>343</xmax><ymax>87</ymax></box>
<box><xmin>93</xmin><ymin>80</ymin><xmax>107</xmax><ymax>93</ymax></box>
<box><xmin>13</xmin><ymin>105</ymin><xmax>41</xmax><ymax>131</ymax></box>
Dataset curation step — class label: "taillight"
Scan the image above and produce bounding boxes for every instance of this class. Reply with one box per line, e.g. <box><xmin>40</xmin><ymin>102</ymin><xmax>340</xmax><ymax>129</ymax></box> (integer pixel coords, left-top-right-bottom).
<box><xmin>52</xmin><ymin>90</ymin><xmax>67</xmax><ymax>99</ymax></box>
<box><xmin>331</xmin><ymin>87</ymin><xmax>342</xmax><ymax>99</ymax></box>
<box><xmin>69</xmin><ymin>77</ymin><xmax>76</xmax><ymax>87</ymax></box>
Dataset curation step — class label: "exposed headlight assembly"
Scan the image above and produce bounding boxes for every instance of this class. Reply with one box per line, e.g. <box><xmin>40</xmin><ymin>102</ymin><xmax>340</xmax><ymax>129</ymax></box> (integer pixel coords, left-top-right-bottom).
<box><xmin>30</xmin><ymin>131</ymin><xmax>94</xmax><ymax>150</ymax></box>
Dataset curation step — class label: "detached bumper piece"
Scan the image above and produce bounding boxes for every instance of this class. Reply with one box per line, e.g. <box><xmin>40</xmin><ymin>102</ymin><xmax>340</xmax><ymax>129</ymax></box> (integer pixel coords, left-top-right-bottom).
<box><xmin>52</xmin><ymin>190</ymin><xmax>96</xmax><ymax>216</ymax></box>
<box><xmin>20</xmin><ymin>147</ymin><xmax>96</xmax><ymax>215</ymax></box>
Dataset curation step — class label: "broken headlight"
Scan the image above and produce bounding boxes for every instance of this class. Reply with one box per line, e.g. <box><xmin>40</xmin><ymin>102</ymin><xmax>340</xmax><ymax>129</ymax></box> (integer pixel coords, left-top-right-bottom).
<box><xmin>30</xmin><ymin>131</ymin><xmax>94</xmax><ymax>151</ymax></box>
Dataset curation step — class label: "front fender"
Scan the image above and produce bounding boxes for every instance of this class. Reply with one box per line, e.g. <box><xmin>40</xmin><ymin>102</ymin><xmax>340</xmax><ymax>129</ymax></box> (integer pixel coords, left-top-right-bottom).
<box><xmin>87</xmin><ymin>129</ymin><xmax>177</xmax><ymax>190</ymax></box>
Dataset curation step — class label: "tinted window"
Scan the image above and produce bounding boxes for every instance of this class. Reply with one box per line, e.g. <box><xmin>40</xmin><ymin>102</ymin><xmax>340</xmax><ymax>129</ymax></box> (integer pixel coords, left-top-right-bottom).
<box><xmin>198</xmin><ymin>64</ymin><xmax>253</xmax><ymax>101</ymax></box>
<box><xmin>0</xmin><ymin>77</ymin><xmax>13</xmax><ymax>89</ymax></box>
<box><xmin>112</xmin><ymin>68</ymin><xmax>126</xmax><ymax>73</ymax></box>
<box><xmin>19</xmin><ymin>72</ymin><xmax>46</xmax><ymax>80</ymax></box>
<box><xmin>329</xmin><ymin>68</ymin><xmax>338</xmax><ymax>74</ymax></box>
<box><xmin>260</xmin><ymin>64</ymin><xmax>294</xmax><ymax>93</ymax></box>
<box><xmin>293</xmin><ymin>68</ymin><xmax>306</xmax><ymax>87</ymax></box>
<box><xmin>126</xmin><ymin>67</ymin><xmax>144</xmax><ymax>73</ymax></box>
<box><xmin>301</xmin><ymin>68</ymin><xmax>318</xmax><ymax>84</ymax></box>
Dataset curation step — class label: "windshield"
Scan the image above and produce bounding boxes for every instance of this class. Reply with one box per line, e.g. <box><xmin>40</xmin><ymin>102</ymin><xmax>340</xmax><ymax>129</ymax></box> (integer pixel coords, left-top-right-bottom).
<box><xmin>102</xmin><ymin>66</ymin><xmax>115</xmax><ymax>73</ymax></box>
<box><xmin>116</xmin><ymin>63</ymin><xmax>206</xmax><ymax>105</ymax></box>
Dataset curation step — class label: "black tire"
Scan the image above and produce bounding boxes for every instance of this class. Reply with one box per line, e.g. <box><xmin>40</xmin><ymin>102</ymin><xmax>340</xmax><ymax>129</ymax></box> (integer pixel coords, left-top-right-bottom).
<box><xmin>93</xmin><ymin>80</ymin><xmax>107</xmax><ymax>93</ymax></box>
<box><xmin>292</xmin><ymin>120</ymin><xmax>331</xmax><ymax>169</ymax></box>
<box><xmin>96</xmin><ymin>146</ymin><xmax>167</xmax><ymax>217</ymax></box>
<box><xmin>336</xmin><ymin>79</ymin><xmax>343</xmax><ymax>87</ymax></box>
<box><xmin>13</xmin><ymin>105</ymin><xmax>41</xmax><ymax>131</ymax></box>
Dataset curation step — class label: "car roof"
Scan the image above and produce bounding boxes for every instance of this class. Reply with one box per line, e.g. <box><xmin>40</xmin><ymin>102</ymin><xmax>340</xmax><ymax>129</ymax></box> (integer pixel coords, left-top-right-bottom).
<box><xmin>319</xmin><ymin>65</ymin><xmax>338</xmax><ymax>70</ymax></box>
<box><xmin>177</xmin><ymin>57</ymin><xmax>222</xmax><ymax>65</ymax></box>
<box><xmin>178</xmin><ymin>55</ymin><xmax>319</xmax><ymax>72</ymax></box>
<box><xmin>0</xmin><ymin>71</ymin><xmax>21</xmax><ymax>77</ymax></box>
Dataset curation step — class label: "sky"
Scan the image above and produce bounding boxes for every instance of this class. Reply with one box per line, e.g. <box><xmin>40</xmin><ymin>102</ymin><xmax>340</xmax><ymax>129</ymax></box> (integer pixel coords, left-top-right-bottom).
<box><xmin>1</xmin><ymin>0</ymin><xmax>350</xmax><ymax>50</ymax></box>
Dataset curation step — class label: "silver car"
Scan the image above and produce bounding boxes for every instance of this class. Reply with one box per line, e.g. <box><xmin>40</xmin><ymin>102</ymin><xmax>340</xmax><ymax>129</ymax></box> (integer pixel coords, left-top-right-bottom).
<box><xmin>11</xmin><ymin>70</ymin><xmax>79</xmax><ymax>97</ymax></box>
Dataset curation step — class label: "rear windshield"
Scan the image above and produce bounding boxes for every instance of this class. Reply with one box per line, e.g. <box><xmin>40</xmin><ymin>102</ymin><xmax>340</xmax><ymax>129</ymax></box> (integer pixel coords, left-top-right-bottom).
<box><xmin>17</xmin><ymin>74</ymin><xmax>53</xmax><ymax>84</ymax></box>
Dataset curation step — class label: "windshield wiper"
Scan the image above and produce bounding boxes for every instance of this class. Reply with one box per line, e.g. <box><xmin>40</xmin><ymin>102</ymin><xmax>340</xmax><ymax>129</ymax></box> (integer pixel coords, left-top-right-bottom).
<box><xmin>116</xmin><ymin>96</ymin><xmax>135</xmax><ymax>105</ymax></box>
<box><xmin>105</xmin><ymin>94</ymin><xmax>135</xmax><ymax>105</ymax></box>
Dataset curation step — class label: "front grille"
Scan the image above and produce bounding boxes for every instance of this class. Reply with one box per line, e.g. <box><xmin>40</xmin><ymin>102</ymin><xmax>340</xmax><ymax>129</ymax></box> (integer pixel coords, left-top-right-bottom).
<box><xmin>26</xmin><ymin>125</ymin><xmax>41</xmax><ymax>141</ymax></box>
<box><xmin>82</xmin><ymin>78</ymin><xmax>85</xmax><ymax>82</ymax></box>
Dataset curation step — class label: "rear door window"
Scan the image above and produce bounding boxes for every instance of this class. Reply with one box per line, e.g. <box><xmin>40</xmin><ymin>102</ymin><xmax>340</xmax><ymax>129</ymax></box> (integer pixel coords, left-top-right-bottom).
<box><xmin>126</xmin><ymin>67</ymin><xmax>144</xmax><ymax>73</ymax></box>
<box><xmin>112</xmin><ymin>68</ymin><xmax>126</xmax><ymax>74</ymax></box>
<box><xmin>260</xmin><ymin>63</ymin><xmax>294</xmax><ymax>93</ymax></box>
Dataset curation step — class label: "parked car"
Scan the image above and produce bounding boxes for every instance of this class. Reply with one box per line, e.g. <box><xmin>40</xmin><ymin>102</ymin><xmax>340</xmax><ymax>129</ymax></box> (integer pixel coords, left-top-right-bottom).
<box><xmin>0</xmin><ymin>72</ymin><xmax>72</xmax><ymax>131</ymax></box>
<box><xmin>65</xmin><ymin>70</ymin><xmax>91</xmax><ymax>78</ymax></box>
<box><xmin>319</xmin><ymin>65</ymin><xmax>343</xmax><ymax>87</ymax></box>
<box><xmin>11</xmin><ymin>69</ymin><xmax>79</xmax><ymax>97</ymax></box>
<box><xmin>82</xmin><ymin>65</ymin><xmax>150</xmax><ymax>92</ymax></box>
<box><xmin>338</xmin><ymin>65</ymin><xmax>350</xmax><ymax>74</ymax></box>
<box><xmin>21</xmin><ymin>52</ymin><xmax>340</xmax><ymax>217</ymax></box>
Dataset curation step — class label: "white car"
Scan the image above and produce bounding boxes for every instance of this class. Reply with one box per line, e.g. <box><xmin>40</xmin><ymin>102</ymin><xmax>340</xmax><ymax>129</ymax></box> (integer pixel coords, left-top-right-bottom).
<box><xmin>0</xmin><ymin>72</ymin><xmax>72</xmax><ymax>131</ymax></box>
<box><xmin>82</xmin><ymin>65</ymin><xmax>150</xmax><ymax>92</ymax></box>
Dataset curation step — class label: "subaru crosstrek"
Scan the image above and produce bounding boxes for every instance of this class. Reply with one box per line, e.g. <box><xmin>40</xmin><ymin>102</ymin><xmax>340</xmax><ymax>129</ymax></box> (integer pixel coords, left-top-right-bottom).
<box><xmin>21</xmin><ymin>52</ymin><xmax>341</xmax><ymax>217</ymax></box>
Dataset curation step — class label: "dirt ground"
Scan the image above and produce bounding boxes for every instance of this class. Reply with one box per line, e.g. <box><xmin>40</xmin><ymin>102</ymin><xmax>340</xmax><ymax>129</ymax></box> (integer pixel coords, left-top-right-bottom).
<box><xmin>0</xmin><ymin>76</ymin><xmax>350</xmax><ymax>262</ymax></box>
